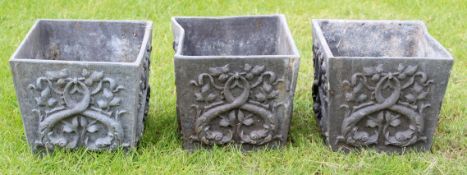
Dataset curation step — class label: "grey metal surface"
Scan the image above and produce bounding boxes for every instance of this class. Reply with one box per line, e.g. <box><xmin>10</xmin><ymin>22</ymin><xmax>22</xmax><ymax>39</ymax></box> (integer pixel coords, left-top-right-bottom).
<box><xmin>10</xmin><ymin>19</ymin><xmax>152</xmax><ymax>153</ymax></box>
<box><xmin>172</xmin><ymin>15</ymin><xmax>300</xmax><ymax>150</ymax></box>
<box><xmin>312</xmin><ymin>19</ymin><xmax>453</xmax><ymax>152</ymax></box>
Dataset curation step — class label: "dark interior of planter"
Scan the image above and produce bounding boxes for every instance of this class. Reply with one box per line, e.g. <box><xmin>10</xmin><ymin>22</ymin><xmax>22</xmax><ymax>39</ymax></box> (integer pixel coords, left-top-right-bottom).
<box><xmin>16</xmin><ymin>20</ymin><xmax>146</xmax><ymax>62</ymax></box>
<box><xmin>176</xmin><ymin>17</ymin><xmax>295</xmax><ymax>56</ymax></box>
<box><xmin>318</xmin><ymin>21</ymin><xmax>447</xmax><ymax>57</ymax></box>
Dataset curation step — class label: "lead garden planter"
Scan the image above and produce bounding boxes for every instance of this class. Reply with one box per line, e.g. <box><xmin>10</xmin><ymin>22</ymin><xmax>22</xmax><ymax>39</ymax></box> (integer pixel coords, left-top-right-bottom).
<box><xmin>312</xmin><ymin>19</ymin><xmax>453</xmax><ymax>152</ymax></box>
<box><xmin>10</xmin><ymin>20</ymin><xmax>152</xmax><ymax>152</ymax></box>
<box><xmin>172</xmin><ymin>15</ymin><xmax>300</xmax><ymax>150</ymax></box>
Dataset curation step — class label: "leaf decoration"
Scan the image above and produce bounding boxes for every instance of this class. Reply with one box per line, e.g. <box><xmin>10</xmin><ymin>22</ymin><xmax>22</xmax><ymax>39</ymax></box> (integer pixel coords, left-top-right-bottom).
<box><xmin>85</xmin><ymin>79</ymin><xmax>93</xmax><ymax>86</ymax></box>
<box><xmin>244</xmin><ymin>64</ymin><xmax>252</xmax><ymax>71</ymax></box>
<box><xmin>103</xmin><ymin>88</ymin><xmax>113</xmax><ymax>98</ymax></box>
<box><xmin>363</xmin><ymin>67</ymin><xmax>376</xmax><ymax>75</ymax></box>
<box><xmin>62</xmin><ymin>124</ymin><xmax>75</xmax><ymax>133</ymax></box>
<box><xmin>112</xmin><ymin>85</ymin><xmax>125</xmax><ymax>92</ymax></box>
<box><xmin>371</xmin><ymin>74</ymin><xmax>380</xmax><ymax>81</ymax></box>
<box><xmin>208</xmin><ymin>67</ymin><xmax>222</xmax><ymax>76</ymax></box>
<box><xmin>35</xmin><ymin>97</ymin><xmax>45</xmax><ymax>106</ymax></box>
<box><xmin>87</xmin><ymin>124</ymin><xmax>99</xmax><ymax>133</ymax></box>
<box><xmin>62</xmin><ymin>118</ymin><xmax>78</xmax><ymax>133</ymax></box>
<box><xmin>404</xmin><ymin>94</ymin><xmax>416</xmax><ymax>103</ymax></box>
<box><xmin>249</xmin><ymin>129</ymin><xmax>268</xmax><ymax>139</ymax></box>
<box><xmin>49</xmin><ymin>137</ymin><xmax>67</xmax><ymax>147</ymax></box>
<box><xmin>56</xmin><ymin>78</ymin><xmax>66</xmax><ymax>86</ymax></box>
<box><xmin>89</xmin><ymin>71</ymin><xmax>104</xmax><ymax>82</ymax></box>
<box><xmin>109</xmin><ymin>98</ymin><xmax>121</xmax><ymax>106</ymax></box>
<box><xmin>79</xmin><ymin>117</ymin><xmax>88</xmax><ymax>127</ymax></box>
<box><xmin>45</xmin><ymin>69</ymin><xmax>68</xmax><ymax>80</ymax></box>
<box><xmin>242</xmin><ymin>118</ymin><xmax>254</xmax><ymax>126</ymax></box>
<box><xmin>417</xmin><ymin>91</ymin><xmax>429</xmax><ymax>100</ymax></box>
<box><xmin>394</xmin><ymin>130</ymin><xmax>414</xmax><ymax>141</ymax></box>
<box><xmin>95</xmin><ymin>136</ymin><xmax>113</xmax><ymax>147</ymax></box>
<box><xmin>47</xmin><ymin>98</ymin><xmax>57</xmax><ymax>107</ymax></box>
<box><xmin>397</xmin><ymin>64</ymin><xmax>405</xmax><ymax>72</ymax></box>
<box><xmin>403</xmin><ymin>65</ymin><xmax>418</xmax><ymax>75</ymax></box>
<box><xmin>245</xmin><ymin>73</ymin><xmax>254</xmax><ymax>80</ymax></box>
<box><xmin>40</xmin><ymin>87</ymin><xmax>50</xmax><ymax>98</ymax></box>
<box><xmin>375</xmin><ymin>64</ymin><xmax>384</xmax><ymax>73</ymax></box>
<box><xmin>218</xmin><ymin>74</ymin><xmax>229</xmax><ymax>82</ymax></box>
<box><xmin>194</xmin><ymin>93</ymin><xmax>203</xmax><ymax>102</ymax></box>
<box><xmin>255</xmin><ymin>93</ymin><xmax>266</xmax><ymax>102</ymax></box>
<box><xmin>209</xmin><ymin>64</ymin><xmax>229</xmax><ymax>76</ymax></box>
<box><xmin>268</xmin><ymin>90</ymin><xmax>279</xmax><ymax>99</ymax></box>
<box><xmin>345</xmin><ymin>92</ymin><xmax>354</xmax><ymax>102</ymax></box>
<box><xmin>366</xmin><ymin>119</ymin><xmax>378</xmax><ymax>128</ymax></box>
<box><xmin>219</xmin><ymin>116</ymin><xmax>230</xmax><ymax>127</ymax></box>
<box><xmin>237</xmin><ymin>110</ymin><xmax>245</xmax><ymax>122</ymax></box>
<box><xmin>412</xmin><ymin>83</ymin><xmax>423</xmax><ymax>93</ymax></box>
<box><xmin>262</xmin><ymin>82</ymin><xmax>272</xmax><ymax>92</ymax></box>
<box><xmin>389</xmin><ymin>118</ymin><xmax>401</xmax><ymax>127</ymax></box>
<box><xmin>97</xmin><ymin>99</ymin><xmax>108</xmax><ymax>109</ymax></box>
<box><xmin>357</xmin><ymin>94</ymin><xmax>367</xmax><ymax>102</ymax></box>
<box><xmin>206</xmin><ymin>93</ymin><xmax>217</xmax><ymax>102</ymax></box>
<box><xmin>201</xmin><ymin>83</ymin><xmax>210</xmax><ymax>93</ymax></box>
<box><xmin>82</xmin><ymin>69</ymin><xmax>89</xmax><ymax>76</ymax></box>
<box><xmin>397</xmin><ymin>73</ymin><xmax>407</xmax><ymax>79</ymax></box>
<box><xmin>251</xmin><ymin>65</ymin><xmax>265</xmax><ymax>75</ymax></box>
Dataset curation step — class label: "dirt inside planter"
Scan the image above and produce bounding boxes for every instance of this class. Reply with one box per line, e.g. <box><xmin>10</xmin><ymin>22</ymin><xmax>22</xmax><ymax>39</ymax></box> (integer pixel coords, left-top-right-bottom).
<box><xmin>15</xmin><ymin>20</ymin><xmax>147</xmax><ymax>62</ymax></box>
<box><xmin>318</xmin><ymin>21</ymin><xmax>448</xmax><ymax>58</ymax></box>
<box><xmin>175</xmin><ymin>16</ymin><xmax>295</xmax><ymax>56</ymax></box>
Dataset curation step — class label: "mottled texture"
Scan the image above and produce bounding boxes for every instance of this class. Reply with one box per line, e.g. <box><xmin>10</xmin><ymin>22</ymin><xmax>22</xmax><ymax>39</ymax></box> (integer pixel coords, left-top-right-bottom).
<box><xmin>172</xmin><ymin>15</ymin><xmax>300</xmax><ymax>150</ymax></box>
<box><xmin>312</xmin><ymin>19</ymin><xmax>453</xmax><ymax>153</ymax></box>
<box><xmin>10</xmin><ymin>20</ymin><xmax>152</xmax><ymax>153</ymax></box>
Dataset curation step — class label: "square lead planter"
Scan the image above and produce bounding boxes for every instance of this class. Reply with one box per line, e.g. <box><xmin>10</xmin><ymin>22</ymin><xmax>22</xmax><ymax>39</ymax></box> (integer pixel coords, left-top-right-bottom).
<box><xmin>10</xmin><ymin>20</ymin><xmax>152</xmax><ymax>152</ymax></box>
<box><xmin>172</xmin><ymin>15</ymin><xmax>300</xmax><ymax>150</ymax></box>
<box><xmin>312</xmin><ymin>19</ymin><xmax>453</xmax><ymax>152</ymax></box>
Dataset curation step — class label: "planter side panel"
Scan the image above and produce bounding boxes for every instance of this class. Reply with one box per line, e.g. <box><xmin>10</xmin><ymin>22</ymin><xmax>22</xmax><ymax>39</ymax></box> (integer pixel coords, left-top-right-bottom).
<box><xmin>175</xmin><ymin>57</ymin><xmax>297</xmax><ymax>150</ymax></box>
<box><xmin>327</xmin><ymin>58</ymin><xmax>452</xmax><ymax>152</ymax></box>
<box><xmin>10</xmin><ymin>61</ymin><xmax>140</xmax><ymax>152</ymax></box>
<box><xmin>134</xmin><ymin>37</ymin><xmax>152</xmax><ymax>145</ymax></box>
<box><xmin>312</xmin><ymin>29</ymin><xmax>331</xmax><ymax>144</ymax></box>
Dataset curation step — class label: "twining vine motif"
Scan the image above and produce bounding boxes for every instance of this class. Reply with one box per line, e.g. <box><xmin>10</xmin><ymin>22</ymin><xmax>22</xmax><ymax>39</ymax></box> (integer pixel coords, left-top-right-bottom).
<box><xmin>312</xmin><ymin>41</ymin><xmax>329</xmax><ymax>137</ymax></box>
<box><xmin>28</xmin><ymin>69</ymin><xmax>126</xmax><ymax>150</ymax></box>
<box><xmin>338</xmin><ymin>64</ymin><xmax>432</xmax><ymax>147</ymax></box>
<box><xmin>190</xmin><ymin>64</ymin><xmax>284</xmax><ymax>145</ymax></box>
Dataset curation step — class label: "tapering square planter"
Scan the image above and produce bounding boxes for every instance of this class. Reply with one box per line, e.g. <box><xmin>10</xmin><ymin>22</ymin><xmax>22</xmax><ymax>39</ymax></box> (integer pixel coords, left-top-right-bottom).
<box><xmin>312</xmin><ymin>19</ymin><xmax>453</xmax><ymax>152</ymax></box>
<box><xmin>172</xmin><ymin>15</ymin><xmax>300</xmax><ymax>150</ymax></box>
<box><xmin>10</xmin><ymin>20</ymin><xmax>152</xmax><ymax>152</ymax></box>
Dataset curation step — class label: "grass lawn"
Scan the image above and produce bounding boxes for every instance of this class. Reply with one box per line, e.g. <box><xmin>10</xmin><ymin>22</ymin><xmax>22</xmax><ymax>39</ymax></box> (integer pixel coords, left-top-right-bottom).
<box><xmin>0</xmin><ymin>0</ymin><xmax>465</xmax><ymax>174</ymax></box>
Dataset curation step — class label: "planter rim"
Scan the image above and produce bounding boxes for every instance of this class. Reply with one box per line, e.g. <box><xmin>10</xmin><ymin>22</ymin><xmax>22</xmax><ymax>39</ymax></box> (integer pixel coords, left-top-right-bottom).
<box><xmin>9</xmin><ymin>19</ymin><xmax>153</xmax><ymax>67</ymax></box>
<box><xmin>172</xmin><ymin>14</ymin><xmax>300</xmax><ymax>59</ymax></box>
<box><xmin>312</xmin><ymin>19</ymin><xmax>453</xmax><ymax>60</ymax></box>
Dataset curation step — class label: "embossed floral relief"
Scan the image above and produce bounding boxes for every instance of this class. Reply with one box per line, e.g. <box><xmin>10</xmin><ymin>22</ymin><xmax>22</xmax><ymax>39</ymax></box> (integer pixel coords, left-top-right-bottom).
<box><xmin>312</xmin><ymin>42</ymin><xmax>330</xmax><ymax>142</ymax></box>
<box><xmin>338</xmin><ymin>64</ymin><xmax>432</xmax><ymax>147</ymax></box>
<box><xmin>29</xmin><ymin>69</ymin><xmax>126</xmax><ymax>150</ymax></box>
<box><xmin>189</xmin><ymin>64</ymin><xmax>285</xmax><ymax>145</ymax></box>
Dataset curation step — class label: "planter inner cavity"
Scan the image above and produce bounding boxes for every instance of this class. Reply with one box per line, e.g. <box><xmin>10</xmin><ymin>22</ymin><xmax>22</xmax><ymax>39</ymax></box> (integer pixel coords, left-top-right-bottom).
<box><xmin>318</xmin><ymin>20</ymin><xmax>450</xmax><ymax>58</ymax></box>
<box><xmin>175</xmin><ymin>16</ymin><xmax>295</xmax><ymax>56</ymax></box>
<box><xmin>15</xmin><ymin>20</ymin><xmax>147</xmax><ymax>62</ymax></box>
<box><xmin>173</xmin><ymin>15</ymin><xmax>300</xmax><ymax>150</ymax></box>
<box><xmin>312</xmin><ymin>19</ymin><xmax>453</xmax><ymax>153</ymax></box>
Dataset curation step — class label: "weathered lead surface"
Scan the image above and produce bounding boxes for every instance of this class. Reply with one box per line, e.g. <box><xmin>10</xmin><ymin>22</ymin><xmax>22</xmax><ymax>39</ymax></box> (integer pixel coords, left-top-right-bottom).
<box><xmin>312</xmin><ymin>19</ymin><xmax>453</xmax><ymax>152</ymax></box>
<box><xmin>10</xmin><ymin>20</ymin><xmax>152</xmax><ymax>153</ymax></box>
<box><xmin>172</xmin><ymin>15</ymin><xmax>300</xmax><ymax>150</ymax></box>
